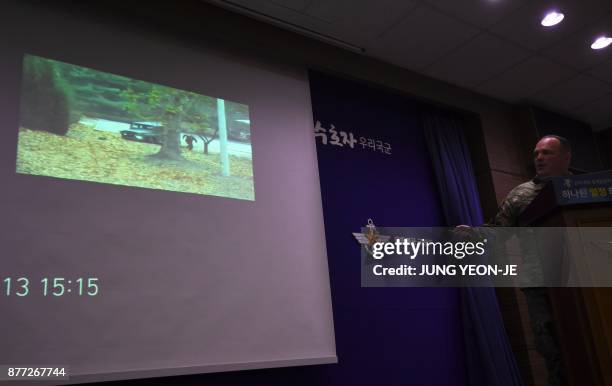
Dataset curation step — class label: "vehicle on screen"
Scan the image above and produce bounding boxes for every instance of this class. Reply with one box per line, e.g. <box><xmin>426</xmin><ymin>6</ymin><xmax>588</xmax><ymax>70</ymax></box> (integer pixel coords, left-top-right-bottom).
<box><xmin>120</xmin><ymin>121</ymin><xmax>163</xmax><ymax>144</ymax></box>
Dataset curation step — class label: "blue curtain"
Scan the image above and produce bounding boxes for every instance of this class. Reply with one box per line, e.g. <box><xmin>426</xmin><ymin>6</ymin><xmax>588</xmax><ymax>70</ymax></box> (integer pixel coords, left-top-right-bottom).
<box><xmin>310</xmin><ymin>71</ymin><xmax>467</xmax><ymax>386</ymax></box>
<box><xmin>422</xmin><ymin>112</ymin><xmax>524</xmax><ymax>386</ymax></box>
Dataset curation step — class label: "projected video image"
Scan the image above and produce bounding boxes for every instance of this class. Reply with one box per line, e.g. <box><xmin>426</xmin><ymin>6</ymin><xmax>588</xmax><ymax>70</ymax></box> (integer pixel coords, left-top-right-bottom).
<box><xmin>16</xmin><ymin>54</ymin><xmax>254</xmax><ymax>200</ymax></box>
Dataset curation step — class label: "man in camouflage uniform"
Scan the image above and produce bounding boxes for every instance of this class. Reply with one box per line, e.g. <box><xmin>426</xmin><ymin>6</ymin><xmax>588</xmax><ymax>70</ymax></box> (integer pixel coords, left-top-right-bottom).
<box><xmin>491</xmin><ymin>135</ymin><xmax>571</xmax><ymax>386</ymax></box>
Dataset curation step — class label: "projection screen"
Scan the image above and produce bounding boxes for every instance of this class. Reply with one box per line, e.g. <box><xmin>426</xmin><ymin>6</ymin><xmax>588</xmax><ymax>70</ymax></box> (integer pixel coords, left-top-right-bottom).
<box><xmin>0</xmin><ymin>2</ymin><xmax>336</xmax><ymax>383</ymax></box>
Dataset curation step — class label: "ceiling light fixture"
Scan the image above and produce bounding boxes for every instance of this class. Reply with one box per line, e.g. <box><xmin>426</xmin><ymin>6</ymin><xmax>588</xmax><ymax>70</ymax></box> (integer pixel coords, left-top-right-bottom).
<box><xmin>541</xmin><ymin>11</ymin><xmax>564</xmax><ymax>27</ymax></box>
<box><xmin>591</xmin><ymin>36</ymin><xmax>612</xmax><ymax>50</ymax></box>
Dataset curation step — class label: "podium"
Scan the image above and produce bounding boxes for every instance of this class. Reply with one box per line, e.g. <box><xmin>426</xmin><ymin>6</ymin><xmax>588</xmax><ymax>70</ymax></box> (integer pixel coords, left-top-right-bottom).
<box><xmin>519</xmin><ymin>171</ymin><xmax>612</xmax><ymax>386</ymax></box>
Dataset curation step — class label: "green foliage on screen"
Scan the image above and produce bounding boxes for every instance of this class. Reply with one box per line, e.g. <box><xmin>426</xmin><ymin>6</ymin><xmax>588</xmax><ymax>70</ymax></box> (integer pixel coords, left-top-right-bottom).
<box><xmin>54</xmin><ymin>62</ymin><xmax>134</xmax><ymax>122</ymax></box>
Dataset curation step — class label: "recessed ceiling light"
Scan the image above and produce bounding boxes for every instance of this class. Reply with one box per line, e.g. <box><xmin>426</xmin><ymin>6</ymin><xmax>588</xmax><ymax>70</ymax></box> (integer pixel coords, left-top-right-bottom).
<box><xmin>591</xmin><ymin>36</ymin><xmax>612</xmax><ymax>50</ymax></box>
<box><xmin>541</xmin><ymin>11</ymin><xmax>564</xmax><ymax>27</ymax></box>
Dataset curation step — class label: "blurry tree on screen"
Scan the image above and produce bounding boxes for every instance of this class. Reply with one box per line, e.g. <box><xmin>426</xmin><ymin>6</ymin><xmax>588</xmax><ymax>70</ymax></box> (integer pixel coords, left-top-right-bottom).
<box><xmin>121</xmin><ymin>83</ymin><xmax>216</xmax><ymax>161</ymax></box>
<box><xmin>20</xmin><ymin>55</ymin><xmax>75</xmax><ymax>135</ymax></box>
<box><xmin>57</xmin><ymin>64</ymin><xmax>148</xmax><ymax>122</ymax></box>
<box><xmin>195</xmin><ymin>126</ymin><xmax>218</xmax><ymax>155</ymax></box>
<box><xmin>186</xmin><ymin>101</ymin><xmax>217</xmax><ymax>155</ymax></box>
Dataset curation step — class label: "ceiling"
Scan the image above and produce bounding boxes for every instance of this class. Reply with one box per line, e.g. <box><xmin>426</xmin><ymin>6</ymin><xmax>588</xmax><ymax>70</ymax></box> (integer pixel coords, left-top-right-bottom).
<box><xmin>206</xmin><ymin>0</ymin><xmax>612</xmax><ymax>130</ymax></box>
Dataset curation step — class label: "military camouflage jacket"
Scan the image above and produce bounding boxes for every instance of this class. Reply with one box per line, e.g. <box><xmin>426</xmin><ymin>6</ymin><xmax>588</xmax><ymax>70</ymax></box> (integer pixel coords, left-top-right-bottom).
<box><xmin>488</xmin><ymin>177</ymin><xmax>547</xmax><ymax>287</ymax></box>
<box><xmin>490</xmin><ymin>178</ymin><xmax>546</xmax><ymax>227</ymax></box>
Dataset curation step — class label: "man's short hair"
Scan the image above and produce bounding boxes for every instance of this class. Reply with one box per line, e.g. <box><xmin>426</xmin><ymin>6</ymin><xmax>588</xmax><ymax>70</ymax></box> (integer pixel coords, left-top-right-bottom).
<box><xmin>541</xmin><ymin>134</ymin><xmax>571</xmax><ymax>153</ymax></box>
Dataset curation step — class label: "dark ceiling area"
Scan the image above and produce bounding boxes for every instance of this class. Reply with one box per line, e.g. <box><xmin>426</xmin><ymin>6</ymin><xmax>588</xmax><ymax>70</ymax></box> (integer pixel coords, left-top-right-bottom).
<box><xmin>206</xmin><ymin>0</ymin><xmax>612</xmax><ymax>131</ymax></box>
